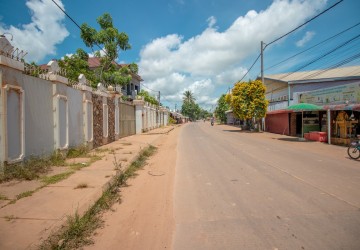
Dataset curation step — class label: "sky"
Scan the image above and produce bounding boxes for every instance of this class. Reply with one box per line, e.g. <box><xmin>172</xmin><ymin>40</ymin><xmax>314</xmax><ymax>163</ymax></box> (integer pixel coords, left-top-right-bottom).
<box><xmin>1</xmin><ymin>0</ymin><xmax>360</xmax><ymax>111</ymax></box>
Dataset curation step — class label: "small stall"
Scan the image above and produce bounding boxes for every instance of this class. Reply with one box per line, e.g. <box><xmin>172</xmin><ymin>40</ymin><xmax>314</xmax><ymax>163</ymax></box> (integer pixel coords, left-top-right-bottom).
<box><xmin>331</xmin><ymin>111</ymin><xmax>359</xmax><ymax>145</ymax></box>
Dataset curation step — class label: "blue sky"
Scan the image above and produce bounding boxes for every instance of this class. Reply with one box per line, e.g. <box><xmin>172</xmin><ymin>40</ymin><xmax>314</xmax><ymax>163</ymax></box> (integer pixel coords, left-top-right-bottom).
<box><xmin>1</xmin><ymin>0</ymin><xmax>360</xmax><ymax>110</ymax></box>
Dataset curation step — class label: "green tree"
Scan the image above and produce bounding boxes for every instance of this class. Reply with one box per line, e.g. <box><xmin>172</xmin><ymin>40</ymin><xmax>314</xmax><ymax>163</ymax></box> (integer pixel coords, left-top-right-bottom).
<box><xmin>58</xmin><ymin>49</ymin><xmax>95</xmax><ymax>85</ymax></box>
<box><xmin>181</xmin><ymin>101</ymin><xmax>200</xmax><ymax>121</ymax></box>
<box><xmin>138</xmin><ymin>90</ymin><xmax>159</xmax><ymax>105</ymax></box>
<box><xmin>80</xmin><ymin>13</ymin><xmax>131</xmax><ymax>64</ymax></box>
<box><xmin>59</xmin><ymin>13</ymin><xmax>136</xmax><ymax>88</ymax></box>
<box><xmin>183</xmin><ymin>90</ymin><xmax>196</xmax><ymax>103</ymax></box>
<box><xmin>229</xmin><ymin>80</ymin><xmax>268</xmax><ymax>128</ymax></box>
<box><xmin>215</xmin><ymin>94</ymin><xmax>230</xmax><ymax>124</ymax></box>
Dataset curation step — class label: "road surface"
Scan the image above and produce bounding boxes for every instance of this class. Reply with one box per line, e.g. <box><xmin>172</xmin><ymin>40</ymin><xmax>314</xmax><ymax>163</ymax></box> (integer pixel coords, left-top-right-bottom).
<box><xmin>174</xmin><ymin>122</ymin><xmax>360</xmax><ymax>250</ymax></box>
<box><xmin>88</xmin><ymin>122</ymin><xmax>360</xmax><ymax>250</ymax></box>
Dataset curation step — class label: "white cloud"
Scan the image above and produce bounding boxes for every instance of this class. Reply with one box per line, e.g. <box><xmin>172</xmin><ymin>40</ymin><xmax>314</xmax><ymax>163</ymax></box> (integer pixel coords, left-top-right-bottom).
<box><xmin>139</xmin><ymin>0</ymin><xmax>327</xmax><ymax>108</ymax></box>
<box><xmin>296</xmin><ymin>31</ymin><xmax>316</xmax><ymax>47</ymax></box>
<box><xmin>0</xmin><ymin>0</ymin><xmax>69</xmax><ymax>62</ymax></box>
<box><xmin>207</xmin><ymin>16</ymin><xmax>217</xmax><ymax>28</ymax></box>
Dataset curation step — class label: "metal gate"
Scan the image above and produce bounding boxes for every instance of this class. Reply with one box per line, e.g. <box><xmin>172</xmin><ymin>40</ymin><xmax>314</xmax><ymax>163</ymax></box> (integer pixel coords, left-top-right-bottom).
<box><xmin>119</xmin><ymin>102</ymin><xmax>135</xmax><ymax>138</ymax></box>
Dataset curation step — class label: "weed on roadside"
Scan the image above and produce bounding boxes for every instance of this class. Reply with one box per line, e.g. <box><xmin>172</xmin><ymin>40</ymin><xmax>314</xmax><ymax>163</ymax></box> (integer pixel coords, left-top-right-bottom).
<box><xmin>40</xmin><ymin>145</ymin><xmax>157</xmax><ymax>250</ymax></box>
<box><xmin>0</xmin><ymin>193</ymin><xmax>9</xmax><ymax>200</ymax></box>
<box><xmin>120</xmin><ymin>142</ymin><xmax>132</xmax><ymax>146</ymax></box>
<box><xmin>0</xmin><ymin>152</ymin><xmax>66</xmax><ymax>183</ymax></box>
<box><xmin>4</xmin><ymin>215</ymin><xmax>18</xmax><ymax>221</ymax></box>
<box><xmin>74</xmin><ymin>183</ymin><xmax>89</xmax><ymax>189</ymax></box>
<box><xmin>66</xmin><ymin>145</ymin><xmax>89</xmax><ymax>159</ymax></box>
<box><xmin>16</xmin><ymin>190</ymin><xmax>36</xmax><ymax>200</ymax></box>
<box><xmin>41</xmin><ymin>171</ymin><xmax>74</xmax><ymax>185</ymax></box>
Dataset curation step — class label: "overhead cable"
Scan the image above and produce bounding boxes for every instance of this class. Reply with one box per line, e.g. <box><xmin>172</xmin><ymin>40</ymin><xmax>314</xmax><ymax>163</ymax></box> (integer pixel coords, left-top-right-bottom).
<box><xmin>265</xmin><ymin>21</ymin><xmax>360</xmax><ymax>71</ymax></box>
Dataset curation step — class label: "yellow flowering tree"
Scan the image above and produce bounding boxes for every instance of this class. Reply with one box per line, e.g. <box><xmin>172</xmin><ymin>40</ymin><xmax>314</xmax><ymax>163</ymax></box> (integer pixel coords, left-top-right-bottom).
<box><xmin>229</xmin><ymin>80</ymin><xmax>268</xmax><ymax>128</ymax></box>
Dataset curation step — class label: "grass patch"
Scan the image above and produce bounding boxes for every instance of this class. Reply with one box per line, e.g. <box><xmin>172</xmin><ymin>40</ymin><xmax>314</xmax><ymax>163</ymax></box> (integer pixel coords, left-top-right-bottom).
<box><xmin>4</xmin><ymin>215</ymin><xmax>18</xmax><ymax>221</ymax></box>
<box><xmin>40</xmin><ymin>145</ymin><xmax>157</xmax><ymax>250</ymax></box>
<box><xmin>0</xmin><ymin>152</ymin><xmax>66</xmax><ymax>183</ymax></box>
<box><xmin>16</xmin><ymin>190</ymin><xmax>36</xmax><ymax>200</ymax></box>
<box><xmin>41</xmin><ymin>171</ymin><xmax>74</xmax><ymax>185</ymax></box>
<box><xmin>67</xmin><ymin>145</ymin><xmax>89</xmax><ymax>159</ymax></box>
<box><xmin>0</xmin><ymin>193</ymin><xmax>9</xmax><ymax>200</ymax></box>
<box><xmin>94</xmin><ymin>148</ymin><xmax>109</xmax><ymax>153</ymax></box>
<box><xmin>74</xmin><ymin>183</ymin><xmax>89</xmax><ymax>189</ymax></box>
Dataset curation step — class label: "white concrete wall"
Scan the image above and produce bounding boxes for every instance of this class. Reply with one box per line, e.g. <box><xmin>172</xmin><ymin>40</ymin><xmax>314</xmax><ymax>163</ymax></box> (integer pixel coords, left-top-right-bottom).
<box><xmin>68</xmin><ymin>87</ymin><xmax>84</xmax><ymax>147</ymax></box>
<box><xmin>18</xmin><ymin>69</ymin><xmax>55</xmax><ymax>158</ymax></box>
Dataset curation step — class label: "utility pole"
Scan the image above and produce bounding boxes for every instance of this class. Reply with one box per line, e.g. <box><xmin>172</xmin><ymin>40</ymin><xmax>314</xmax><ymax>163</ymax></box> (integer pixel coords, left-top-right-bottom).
<box><xmin>261</xmin><ymin>41</ymin><xmax>265</xmax><ymax>132</ymax></box>
<box><xmin>175</xmin><ymin>103</ymin><xmax>177</xmax><ymax>112</ymax></box>
<box><xmin>261</xmin><ymin>41</ymin><xmax>264</xmax><ymax>84</ymax></box>
<box><xmin>158</xmin><ymin>91</ymin><xmax>161</xmax><ymax>105</ymax></box>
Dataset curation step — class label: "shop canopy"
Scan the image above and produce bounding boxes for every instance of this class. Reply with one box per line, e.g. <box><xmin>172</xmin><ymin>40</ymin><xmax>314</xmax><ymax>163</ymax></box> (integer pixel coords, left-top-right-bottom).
<box><xmin>286</xmin><ymin>103</ymin><xmax>322</xmax><ymax>111</ymax></box>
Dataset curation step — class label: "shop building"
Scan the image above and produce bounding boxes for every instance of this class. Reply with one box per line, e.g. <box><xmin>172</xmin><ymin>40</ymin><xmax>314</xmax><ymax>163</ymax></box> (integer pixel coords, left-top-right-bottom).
<box><xmin>263</xmin><ymin>66</ymin><xmax>360</xmax><ymax>145</ymax></box>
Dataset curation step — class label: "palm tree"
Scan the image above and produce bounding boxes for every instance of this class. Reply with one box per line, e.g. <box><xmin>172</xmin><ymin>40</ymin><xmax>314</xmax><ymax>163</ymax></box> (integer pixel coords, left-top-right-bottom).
<box><xmin>183</xmin><ymin>90</ymin><xmax>196</xmax><ymax>103</ymax></box>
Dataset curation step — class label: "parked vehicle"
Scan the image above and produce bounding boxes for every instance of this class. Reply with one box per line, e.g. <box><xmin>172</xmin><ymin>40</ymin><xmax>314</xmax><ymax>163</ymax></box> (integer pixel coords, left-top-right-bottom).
<box><xmin>348</xmin><ymin>136</ymin><xmax>360</xmax><ymax>159</ymax></box>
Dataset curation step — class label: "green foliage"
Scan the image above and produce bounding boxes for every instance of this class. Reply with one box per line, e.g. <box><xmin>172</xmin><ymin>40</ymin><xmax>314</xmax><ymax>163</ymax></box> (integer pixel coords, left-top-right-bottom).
<box><xmin>230</xmin><ymin>80</ymin><xmax>268</xmax><ymax>121</ymax></box>
<box><xmin>180</xmin><ymin>90</ymin><xmax>211</xmax><ymax>121</ymax></box>
<box><xmin>215</xmin><ymin>94</ymin><xmax>230</xmax><ymax>124</ymax></box>
<box><xmin>58</xmin><ymin>49</ymin><xmax>96</xmax><ymax>86</ymax></box>
<box><xmin>58</xmin><ymin>13</ymin><xmax>137</xmax><ymax>88</ymax></box>
<box><xmin>138</xmin><ymin>90</ymin><xmax>159</xmax><ymax>105</ymax></box>
<box><xmin>183</xmin><ymin>90</ymin><xmax>196</xmax><ymax>103</ymax></box>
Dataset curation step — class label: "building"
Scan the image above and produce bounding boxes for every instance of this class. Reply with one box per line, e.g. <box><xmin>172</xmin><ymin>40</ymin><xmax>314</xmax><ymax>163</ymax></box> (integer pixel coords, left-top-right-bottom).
<box><xmin>87</xmin><ymin>57</ymin><xmax>143</xmax><ymax>98</ymax></box>
<box><xmin>263</xmin><ymin>65</ymin><xmax>360</xmax><ymax>145</ymax></box>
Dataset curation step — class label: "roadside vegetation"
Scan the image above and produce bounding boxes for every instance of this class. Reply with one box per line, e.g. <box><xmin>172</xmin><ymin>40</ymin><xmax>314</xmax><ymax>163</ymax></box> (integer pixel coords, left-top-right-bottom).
<box><xmin>40</xmin><ymin>145</ymin><xmax>157</xmax><ymax>250</ymax></box>
<box><xmin>225</xmin><ymin>80</ymin><xmax>268</xmax><ymax>130</ymax></box>
<box><xmin>215</xmin><ymin>94</ymin><xmax>230</xmax><ymax>124</ymax></box>
<box><xmin>0</xmin><ymin>146</ymin><xmax>105</xmax><ymax>206</ymax></box>
<box><xmin>181</xmin><ymin>90</ymin><xmax>212</xmax><ymax>121</ymax></box>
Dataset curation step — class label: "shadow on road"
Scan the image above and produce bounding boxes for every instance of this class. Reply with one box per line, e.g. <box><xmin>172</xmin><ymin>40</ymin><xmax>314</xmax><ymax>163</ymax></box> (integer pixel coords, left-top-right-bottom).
<box><xmin>275</xmin><ymin>138</ymin><xmax>316</xmax><ymax>143</ymax></box>
<box><xmin>222</xmin><ymin>130</ymin><xmax>258</xmax><ymax>133</ymax></box>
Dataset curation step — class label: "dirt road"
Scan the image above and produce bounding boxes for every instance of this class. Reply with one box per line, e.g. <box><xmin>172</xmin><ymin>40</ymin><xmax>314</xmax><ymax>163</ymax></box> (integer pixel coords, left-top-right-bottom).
<box><xmin>85</xmin><ymin>126</ymin><xmax>180</xmax><ymax>250</ymax></box>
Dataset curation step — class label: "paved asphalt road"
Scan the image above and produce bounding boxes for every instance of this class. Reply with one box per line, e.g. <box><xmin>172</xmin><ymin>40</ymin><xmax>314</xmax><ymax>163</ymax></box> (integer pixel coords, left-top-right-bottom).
<box><xmin>173</xmin><ymin>122</ymin><xmax>360</xmax><ymax>250</ymax></box>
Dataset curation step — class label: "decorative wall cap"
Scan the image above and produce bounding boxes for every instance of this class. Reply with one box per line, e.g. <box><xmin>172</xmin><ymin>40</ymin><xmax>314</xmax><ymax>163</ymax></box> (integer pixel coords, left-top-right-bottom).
<box><xmin>133</xmin><ymin>99</ymin><xmax>145</xmax><ymax>106</ymax></box>
<box><xmin>78</xmin><ymin>74</ymin><xmax>88</xmax><ymax>85</ymax></box>
<box><xmin>49</xmin><ymin>74</ymin><xmax>68</xmax><ymax>84</ymax></box>
<box><xmin>0</xmin><ymin>54</ymin><xmax>24</xmax><ymax>71</ymax></box>
<box><xmin>47</xmin><ymin>60</ymin><xmax>60</xmax><ymax>74</ymax></box>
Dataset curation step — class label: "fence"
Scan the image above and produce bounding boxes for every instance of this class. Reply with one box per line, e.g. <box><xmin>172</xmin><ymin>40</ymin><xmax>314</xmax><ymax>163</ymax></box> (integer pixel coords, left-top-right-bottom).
<box><xmin>0</xmin><ymin>37</ymin><xmax>169</xmax><ymax>170</ymax></box>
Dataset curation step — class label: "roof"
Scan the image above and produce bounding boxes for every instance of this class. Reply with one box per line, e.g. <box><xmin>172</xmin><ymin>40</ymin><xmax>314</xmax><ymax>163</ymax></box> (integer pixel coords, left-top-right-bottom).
<box><xmin>264</xmin><ymin>65</ymin><xmax>360</xmax><ymax>84</ymax></box>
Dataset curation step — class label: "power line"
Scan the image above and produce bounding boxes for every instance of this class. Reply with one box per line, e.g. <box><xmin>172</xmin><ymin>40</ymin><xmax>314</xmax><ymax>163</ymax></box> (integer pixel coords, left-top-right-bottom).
<box><xmin>238</xmin><ymin>53</ymin><xmax>261</xmax><ymax>82</ymax></box>
<box><xmin>51</xmin><ymin>0</ymin><xmax>110</xmax><ymax>58</ymax></box>
<box><xmin>265</xmin><ymin>21</ymin><xmax>360</xmax><ymax>71</ymax></box>
<box><xmin>234</xmin><ymin>0</ymin><xmax>343</xmax><ymax>88</ymax></box>
<box><xmin>264</xmin><ymin>0</ymin><xmax>344</xmax><ymax>48</ymax></box>
<box><xmin>141</xmin><ymin>83</ymin><xmax>159</xmax><ymax>93</ymax></box>
<box><xmin>301</xmin><ymin>52</ymin><xmax>360</xmax><ymax>80</ymax></box>
<box><xmin>278</xmin><ymin>33</ymin><xmax>360</xmax><ymax>80</ymax></box>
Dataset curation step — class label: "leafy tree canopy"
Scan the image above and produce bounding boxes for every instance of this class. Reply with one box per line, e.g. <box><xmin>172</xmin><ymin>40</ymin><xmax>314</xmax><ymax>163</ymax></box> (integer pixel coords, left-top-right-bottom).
<box><xmin>59</xmin><ymin>13</ymin><xmax>137</xmax><ymax>88</ymax></box>
<box><xmin>181</xmin><ymin>90</ymin><xmax>210</xmax><ymax>121</ymax></box>
<box><xmin>138</xmin><ymin>90</ymin><xmax>159</xmax><ymax>105</ymax></box>
<box><xmin>228</xmin><ymin>80</ymin><xmax>268</xmax><ymax>121</ymax></box>
<box><xmin>215</xmin><ymin>94</ymin><xmax>230</xmax><ymax>124</ymax></box>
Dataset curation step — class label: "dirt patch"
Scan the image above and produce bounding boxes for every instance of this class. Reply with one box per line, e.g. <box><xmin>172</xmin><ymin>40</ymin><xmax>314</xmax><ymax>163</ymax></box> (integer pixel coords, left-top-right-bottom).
<box><xmin>85</xmin><ymin>127</ymin><xmax>180</xmax><ymax>250</ymax></box>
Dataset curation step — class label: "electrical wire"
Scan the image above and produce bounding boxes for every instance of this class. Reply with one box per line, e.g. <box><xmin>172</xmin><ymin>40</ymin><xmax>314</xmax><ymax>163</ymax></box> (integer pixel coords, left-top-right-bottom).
<box><xmin>233</xmin><ymin>0</ymin><xmax>343</xmax><ymax>89</ymax></box>
<box><xmin>265</xmin><ymin>21</ymin><xmax>360</xmax><ymax>71</ymax></box>
<box><xmin>51</xmin><ymin>0</ymin><xmax>108</xmax><ymax>56</ymax></box>
<box><xmin>264</xmin><ymin>0</ymin><xmax>344</xmax><ymax>48</ymax></box>
<box><xmin>277</xmin><ymin>33</ymin><xmax>360</xmax><ymax>80</ymax></box>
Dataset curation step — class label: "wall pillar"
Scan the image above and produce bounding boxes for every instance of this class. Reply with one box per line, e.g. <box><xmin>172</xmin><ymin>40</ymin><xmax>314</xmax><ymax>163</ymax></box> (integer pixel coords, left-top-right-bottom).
<box><xmin>133</xmin><ymin>99</ymin><xmax>145</xmax><ymax>134</ymax></box>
